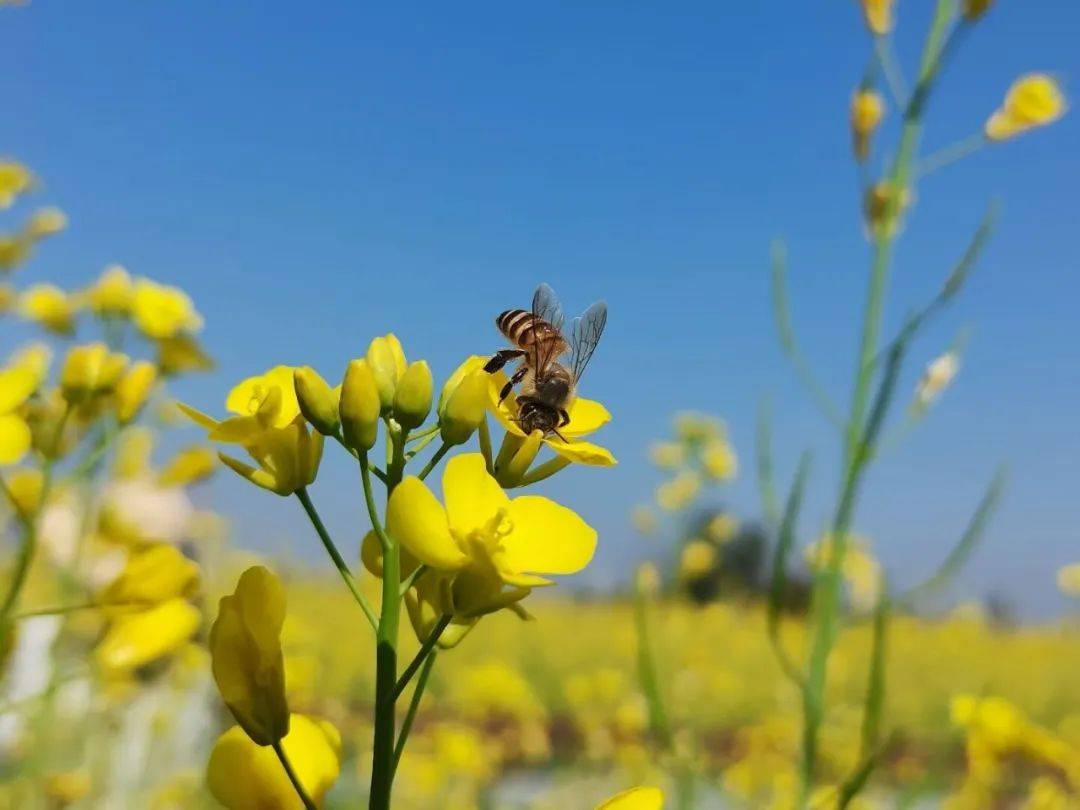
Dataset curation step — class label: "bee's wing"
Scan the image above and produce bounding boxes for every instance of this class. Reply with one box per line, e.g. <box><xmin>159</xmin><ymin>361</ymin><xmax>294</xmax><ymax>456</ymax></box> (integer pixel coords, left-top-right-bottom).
<box><xmin>531</xmin><ymin>282</ymin><xmax>565</xmax><ymax>372</ymax></box>
<box><xmin>569</xmin><ymin>300</ymin><xmax>607</xmax><ymax>384</ymax></box>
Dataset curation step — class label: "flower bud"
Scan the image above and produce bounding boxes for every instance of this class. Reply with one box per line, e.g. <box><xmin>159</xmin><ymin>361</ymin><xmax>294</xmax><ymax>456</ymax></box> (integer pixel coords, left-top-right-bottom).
<box><xmin>86</xmin><ymin>265</ymin><xmax>133</xmax><ymax>317</ymax></box>
<box><xmin>393</xmin><ymin>360</ymin><xmax>433</xmax><ymax>431</ymax></box>
<box><xmin>114</xmin><ymin>361</ymin><xmax>158</xmax><ymax>423</ymax></box>
<box><xmin>60</xmin><ymin>343</ymin><xmax>129</xmax><ymax>403</ymax></box>
<box><xmin>25</xmin><ymin>207</ymin><xmax>67</xmax><ymax>240</ymax></box>
<box><xmin>850</xmin><ymin>89</ymin><xmax>885</xmax><ymax>162</ymax></box>
<box><xmin>860</xmin><ymin>0</ymin><xmax>895</xmax><ymax>35</ymax></box>
<box><xmin>5</xmin><ymin>469</ymin><xmax>43</xmax><ymax>520</ymax></box>
<box><xmin>985</xmin><ymin>74</ymin><xmax>1066</xmax><ymax>142</ymax></box>
<box><xmin>339</xmin><ymin>359</ymin><xmax>381</xmax><ymax>451</ymax></box>
<box><xmin>365</xmin><ymin>333</ymin><xmax>407</xmax><ymax>413</ymax></box>
<box><xmin>209</xmin><ymin>566</ymin><xmax>290</xmax><ymax>745</ymax></box>
<box><xmin>293</xmin><ymin>366</ymin><xmax>339</xmax><ymax>436</ymax></box>
<box><xmin>438</xmin><ymin>357</ymin><xmax>488</xmax><ymax>446</ymax></box>
<box><xmin>863</xmin><ymin>181</ymin><xmax>911</xmax><ymax>239</ymax></box>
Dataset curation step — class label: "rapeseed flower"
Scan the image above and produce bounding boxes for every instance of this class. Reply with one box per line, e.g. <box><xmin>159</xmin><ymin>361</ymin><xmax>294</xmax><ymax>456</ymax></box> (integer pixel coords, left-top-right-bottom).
<box><xmin>0</xmin><ymin>360</ymin><xmax>39</xmax><ymax>465</ymax></box>
<box><xmin>207</xmin><ymin>714</ymin><xmax>341</xmax><ymax>809</ymax></box>
<box><xmin>158</xmin><ymin>445</ymin><xmax>218</xmax><ymax>487</ymax></box>
<box><xmin>60</xmin><ymin>342</ymin><xmax>128</xmax><ymax>404</ymax></box>
<box><xmin>488</xmin><ymin>370</ymin><xmax>616</xmax><ymax>470</ymax></box>
<box><xmin>18</xmin><ymin>283</ymin><xmax>76</xmax><ymax>334</ymax></box>
<box><xmin>209</xmin><ymin>566</ymin><xmax>290</xmax><ymax>745</ymax></box>
<box><xmin>384</xmin><ymin>453</ymin><xmax>596</xmax><ymax>617</ymax></box>
<box><xmin>84</xmin><ymin>264</ymin><xmax>134</xmax><ymax>316</ymax></box>
<box><xmin>292</xmin><ymin>366</ymin><xmax>340</xmax><ymax>437</ymax></box>
<box><xmin>393</xmin><ymin>359</ymin><xmax>433</xmax><ymax>429</ymax></box>
<box><xmin>597</xmin><ymin>787</ymin><xmax>664</xmax><ymax>809</ymax></box>
<box><xmin>114</xmin><ymin>361</ymin><xmax>157</xmax><ymax>423</ymax></box>
<box><xmin>95</xmin><ymin>597</ymin><xmax>201</xmax><ymax>673</ymax></box>
<box><xmin>438</xmin><ymin>355</ymin><xmax>489</xmax><ymax>446</ymax></box>
<box><xmin>366</xmin><ymin>332</ymin><xmax>407</xmax><ymax>413</ymax></box>
<box><xmin>339</xmin><ymin>358</ymin><xmax>381</xmax><ymax>451</ymax></box>
<box><xmin>860</xmin><ymin>0</ymin><xmax>895</xmax><ymax>35</ymax></box>
<box><xmin>131</xmin><ymin>278</ymin><xmax>203</xmax><ymax>339</ymax></box>
<box><xmin>99</xmin><ymin>543</ymin><xmax>199</xmax><ymax>607</ymax></box>
<box><xmin>0</xmin><ymin>160</ymin><xmax>33</xmax><ymax>209</ymax></box>
<box><xmin>851</xmin><ymin>89</ymin><xmax>885</xmax><ymax>161</ymax></box>
<box><xmin>986</xmin><ymin>74</ymin><xmax>1066</xmax><ymax>141</ymax></box>
<box><xmin>680</xmin><ymin>539</ymin><xmax>717</xmax><ymax>580</ymax></box>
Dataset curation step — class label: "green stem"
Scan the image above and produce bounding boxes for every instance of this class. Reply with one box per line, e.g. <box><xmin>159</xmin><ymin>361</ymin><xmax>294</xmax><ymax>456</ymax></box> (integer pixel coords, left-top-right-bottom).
<box><xmin>369</xmin><ymin>424</ymin><xmax>407</xmax><ymax>810</ymax></box>
<box><xmin>916</xmin><ymin>133</ymin><xmax>987</xmax><ymax>178</ymax></box>
<box><xmin>417</xmin><ymin>441</ymin><xmax>451</xmax><ymax>481</ymax></box>
<box><xmin>360</xmin><ymin>452</ymin><xmax>393</xmax><ymax>552</ymax></box>
<box><xmin>295</xmin><ymin>488</ymin><xmax>378</xmax><ymax>631</ymax></box>
<box><xmin>392</xmin><ymin>614</ymin><xmax>451</xmax><ymax>701</ymax></box>
<box><xmin>391</xmin><ymin>650</ymin><xmax>437</xmax><ymax>777</ymax></box>
<box><xmin>271</xmin><ymin>740</ymin><xmax>318</xmax><ymax>810</ymax></box>
<box><xmin>873</xmin><ymin>34</ymin><xmax>907</xmax><ymax>107</ymax></box>
<box><xmin>633</xmin><ymin>581</ymin><xmax>672</xmax><ymax>750</ymax></box>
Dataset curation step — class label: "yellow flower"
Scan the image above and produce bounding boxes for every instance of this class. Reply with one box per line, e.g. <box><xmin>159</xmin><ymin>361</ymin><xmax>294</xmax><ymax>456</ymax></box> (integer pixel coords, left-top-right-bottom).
<box><xmin>649</xmin><ymin>441</ymin><xmax>684</xmax><ymax>468</ymax></box>
<box><xmin>3</xmin><ymin>468</ymin><xmax>42</xmax><ymax>518</ymax></box>
<box><xmin>0</xmin><ymin>357</ymin><xmax>44</xmax><ymax>465</ymax></box>
<box><xmin>986</xmin><ymin>74</ymin><xmax>1066</xmax><ymax>141</ymax></box>
<box><xmin>384</xmin><ymin>453</ymin><xmax>596</xmax><ymax>616</ymax></box>
<box><xmin>1057</xmin><ymin>563</ymin><xmax>1080</xmax><ymax>597</ymax></box>
<box><xmin>155</xmin><ymin>333</ymin><xmax>214</xmax><ymax>375</ymax></box>
<box><xmin>131</xmin><ymin>278</ymin><xmax>203</xmax><ymax>339</ymax></box>
<box><xmin>656</xmin><ymin>471</ymin><xmax>701</xmax><ymax>511</ymax></box>
<box><xmin>95</xmin><ymin>597</ymin><xmax>201</xmax><ymax>673</ymax></box>
<box><xmin>860</xmin><ymin>0</ymin><xmax>895</xmax><ymax>35</ymax></box>
<box><xmin>24</xmin><ymin>206</ymin><xmax>67</xmax><ymax>239</ymax></box>
<box><xmin>863</xmin><ymin>181</ymin><xmax>911</xmax><ymax>238</ymax></box>
<box><xmin>43</xmin><ymin>770</ymin><xmax>91</xmax><ymax>806</ymax></box>
<box><xmin>210</xmin><ymin>566</ymin><xmax>290</xmax><ymax>745</ymax></box>
<box><xmin>114</xmin><ymin>361</ymin><xmax>157</xmax><ymax>423</ymax></box>
<box><xmin>158</xmin><ymin>445</ymin><xmax>218</xmax><ymax>487</ymax></box>
<box><xmin>673</xmin><ymin>411</ymin><xmax>724</xmax><ymax>443</ymax></box>
<box><xmin>850</xmin><ymin>89</ymin><xmax>885</xmax><ymax>161</ymax></box>
<box><xmin>702</xmin><ymin>439</ymin><xmax>738</xmax><ymax>481</ymax></box>
<box><xmin>915</xmin><ymin>351</ymin><xmax>959</xmax><ymax>407</ymax></box>
<box><xmin>180</xmin><ymin>366</ymin><xmax>323</xmax><ymax>495</ymax></box>
<box><xmin>488</xmin><ymin>370</ymin><xmax>616</xmax><ymax>469</ymax></box>
<box><xmin>366</xmin><ymin>332</ymin><xmax>408</xmax><ymax>412</ymax></box>
<box><xmin>963</xmin><ymin>0</ymin><xmax>993</xmax><ymax>21</ymax></box>
<box><xmin>99</xmin><ymin>544</ymin><xmax>199</xmax><ymax>607</ymax></box>
<box><xmin>339</xmin><ymin>358</ymin><xmax>381</xmax><ymax>451</ymax></box>
<box><xmin>438</xmin><ymin>355</ymin><xmax>489</xmax><ymax>446</ymax></box>
<box><xmin>85</xmin><ymin>264</ymin><xmax>134</xmax><ymax>316</ymax></box>
<box><xmin>60</xmin><ymin>342</ymin><xmax>129</xmax><ymax>404</ymax></box>
<box><xmin>207</xmin><ymin>715</ymin><xmax>341</xmax><ymax>810</ymax></box>
<box><xmin>707</xmin><ymin>513</ymin><xmax>739</xmax><ymax>543</ymax></box>
<box><xmin>18</xmin><ymin>283</ymin><xmax>77</xmax><ymax>334</ymax></box>
<box><xmin>680</xmin><ymin>539</ymin><xmax>717</xmax><ymax>580</ymax></box>
<box><xmin>597</xmin><ymin>786</ymin><xmax>664</xmax><ymax>810</ymax></box>
<box><xmin>0</xmin><ymin>161</ymin><xmax>33</xmax><ymax>209</ymax></box>
<box><xmin>0</xmin><ymin>235</ymin><xmax>31</xmax><ymax>271</ymax></box>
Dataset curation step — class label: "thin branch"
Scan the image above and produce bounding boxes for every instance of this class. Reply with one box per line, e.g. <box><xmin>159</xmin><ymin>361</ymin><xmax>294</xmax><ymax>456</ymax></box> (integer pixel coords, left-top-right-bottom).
<box><xmin>391</xmin><ymin>650</ymin><xmax>437</xmax><ymax>776</ymax></box>
<box><xmin>391</xmin><ymin>614</ymin><xmax>452</xmax><ymax>702</ymax></box>
<box><xmin>271</xmin><ymin>740</ymin><xmax>317</xmax><ymax>810</ymax></box>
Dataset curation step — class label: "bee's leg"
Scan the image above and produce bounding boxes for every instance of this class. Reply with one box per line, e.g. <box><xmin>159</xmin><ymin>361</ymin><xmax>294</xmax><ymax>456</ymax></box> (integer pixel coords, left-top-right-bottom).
<box><xmin>558</xmin><ymin>409</ymin><xmax>571</xmax><ymax>428</ymax></box>
<box><xmin>484</xmin><ymin>349</ymin><xmax>527</xmax><ymax>373</ymax></box>
<box><xmin>550</xmin><ymin>427</ymin><xmax>569</xmax><ymax>443</ymax></box>
<box><xmin>499</xmin><ymin>365</ymin><xmax>529</xmax><ymax>403</ymax></box>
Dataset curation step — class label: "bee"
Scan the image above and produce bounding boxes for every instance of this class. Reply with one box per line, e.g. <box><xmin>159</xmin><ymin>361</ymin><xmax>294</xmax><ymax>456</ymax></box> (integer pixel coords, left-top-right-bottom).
<box><xmin>484</xmin><ymin>283</ymin><xmax>607</xmax><ymax>441</ymax></box>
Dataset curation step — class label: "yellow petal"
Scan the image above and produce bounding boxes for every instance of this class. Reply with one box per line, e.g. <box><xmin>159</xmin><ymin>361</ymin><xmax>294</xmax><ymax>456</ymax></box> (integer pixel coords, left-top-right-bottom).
<box><xmin>443</xmin><ymin>453</ymin><xmax>511</xmax><ymax>538</ymax></box>
<box><xmin>561</xmin><ymin>397</ymin><xmax>611</xmax><ymax>438</ymax></box>
<box><xmin>547</xmin><ymin>438</ymin><xmax>617</xmax><ymax>466</ymax></box>
<box><xmin>175</xmin><ymin>402</ymin><xmax>219</xmax><ymax>431</ymax></box>
<box><xmin>209</xmin><ymin>415</ymin><xmax>266</xmax><ymax>444</ymax></box>
<box><xmin>502</xmin><ymin>495</ymin><xmax>597</xmax><ymax>576</ymax></box>
<box><xmin>598</xmin><ymin>786</ymin><xmax>664</xmax><ymax>810</ymax></box>
<box><xmin>0</xmin><ymin>414</ymin><xmax>32</xmax><ymax>465</ymax></box>
<box><xmin>386</xmin><ymin>476</ymin><xmax>468</xmax><ymax>571</ymax></box>
<box><xmin>0</xmin><ymin>367</ymin><xmax>37</xmax><ymax>414</ymax></box>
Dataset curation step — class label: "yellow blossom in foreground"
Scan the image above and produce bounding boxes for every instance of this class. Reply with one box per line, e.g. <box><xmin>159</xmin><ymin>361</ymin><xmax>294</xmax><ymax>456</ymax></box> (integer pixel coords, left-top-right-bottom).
<box><xmin>488</xmin><ymin>371</ymin><xmax>616</xmax><ymax>468</ymax></box>
<box><xmin>850</xmin><ymin>89</ymin><xmax>885</xmax><ymax>161</ymax></box>
<box><xmin>1057</xmin><ymin>563</ymin><xmax>1080</xmax><ymax>597</ymax></box>
<box><xmin>860</xmin><ymin>0</ymin><xmax>894</xmax><ymax>35</ymax></box>
<box><xmin>207</xmin><ymin>715</ymin><xmax>341</xmax><ymax>810</ymax></box>
<box><xmin>986</xmin><ymin>74</ymin><xmax>1066</xmax><ymax>141</ymax></box>
<box><xmin>597</xmin><ymin>786</ymin><xmax>664</xmax><ymax>810</ymax></box>
<box><xmin>0</xmin><ymin>357</ymin><xmax>43</xmax><ymax>465</ymax></box>
<box><xmin>0</xmin><ymin>161</ymin><xmax>33</xmax><ymax>208</ymax></box>
<box><xmin>680</xmin><ymin>539</ymin><xmax>717</xmax><ymax>580</ymax></box>
<box><xmin>210</xmin><ymin>566</ymin><xmax>290</xmax><ymax>745</ymax></box>
<box><xmin>85</xmin><ymin>264</ymin><xmax>134</xmax><ymax>316</ymax></box>
<box><xmin>915</xmin><ymin>351</ymin><xmax>959</xmax><ymax>407</ymax></box>
<box><xmin>100</xmin><ymin>544</ymin><xmax>199</xmax><ymax>607</ymax></box>
<box><xmin>95</xmin><ymin>597</ymin><xmax>201</xmax><ymax>673</ymax></box>
<box><xmin>18</xmin><ymin>283</ymin><xmax>76</xmax><ymax>334</ymax></box>
<box><xmin>131</xmin><ymin>278</ymin><xmax>203</xmax><ymax>339</ymax></box>
<box><xmin>385</xmin><ymin>453</ymin><xmax>597</xmax><ymax>617</ymax></box>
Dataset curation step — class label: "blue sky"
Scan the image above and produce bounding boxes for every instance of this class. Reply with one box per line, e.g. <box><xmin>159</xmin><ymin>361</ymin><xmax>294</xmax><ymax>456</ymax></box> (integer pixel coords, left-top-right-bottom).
<box><xmin>2</xmin><ymin>2</ymin><xmax>1077</xmax><ymax>616</ymax></box>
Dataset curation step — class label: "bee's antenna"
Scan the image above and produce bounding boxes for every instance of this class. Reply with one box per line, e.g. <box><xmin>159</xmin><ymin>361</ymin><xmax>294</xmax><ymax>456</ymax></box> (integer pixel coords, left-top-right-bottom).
<box><xmin>550</xmin><ymin>428</ymin><xmax>569</xmax><ymax>443</ymax></box>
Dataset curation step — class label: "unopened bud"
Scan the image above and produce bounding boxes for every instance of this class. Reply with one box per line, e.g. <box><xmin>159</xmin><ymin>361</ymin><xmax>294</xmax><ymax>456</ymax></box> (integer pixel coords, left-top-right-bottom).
<box><xmin>61</xmin><ymin>343</ymin><xmax>128</xmax><ymax>403</ymax></box>
<box><xmin>393</xmin><ymin>361</ymin><xmax>433</xmax><ymax>431</ymax></box>
<box><xmin>365</xmin><ymin>333</ymin><xmax>407</xmax><ymax>413</ymax></box>
<box><xmin>438</xmin><ymin>358</ymin><xmax>488</xmax><ymax>446</ymax></box>
<box><xmin>114</xmin><ymin>361</ymin><xmax>157</xmax><ymax>424</ymax></box>
<box><xmin>339</xmin><ymin>359</ymin><xmax>381</xmax><ymax>451</ymax></box>
<box><xmin>293</xmin><ymin>366</ymin><xmax>339</xmax><ymax>436</ymax></box>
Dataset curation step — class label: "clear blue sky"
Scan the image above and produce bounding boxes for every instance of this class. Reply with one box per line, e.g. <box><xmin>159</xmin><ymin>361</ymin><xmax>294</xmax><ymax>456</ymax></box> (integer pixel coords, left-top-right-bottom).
<box><xmin>3</xmin><ymin>2</ymin><xmax>1077</xmax><ymax>617</ymax></box>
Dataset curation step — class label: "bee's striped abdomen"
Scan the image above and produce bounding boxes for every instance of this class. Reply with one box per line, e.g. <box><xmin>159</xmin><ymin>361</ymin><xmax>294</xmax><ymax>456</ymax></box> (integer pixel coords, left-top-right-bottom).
<box><xmin>497</xmin><ymin>309</ymin><xmax>545</xmax><ymax>347</ymax></box>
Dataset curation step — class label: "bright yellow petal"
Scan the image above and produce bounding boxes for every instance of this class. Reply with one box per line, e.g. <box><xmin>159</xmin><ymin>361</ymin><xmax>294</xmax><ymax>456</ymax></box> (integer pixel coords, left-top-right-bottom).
<box><xmin>561</xmin><ymin>397</ymin><xmax>611</xmax><ymax>438</ymax></box>
<box><xmin>443</xmin><ymin>453</ymin><xmax>511</xmax><ymax>538</ymax></box>
<box><xmin>597</xmin><ymin>786</ymin><xmax>664</xmax><ymax>810</ymax></box>
<box><xmin>175</xmin><ymin>402</ymin><xmax>220</xmax><ymax>431</ymax></box>
<box><xmin>386</xmin><ymin>476</ymin><xmax>468</xmax><ymax>571</ymax></box>
<box><xmin>209</xmin><ymin>415</ymin><xmax>265</xmax><ymax>444</ymax></box>
<box><xmin>501</xmin><ymin>495</ymin><xmax>597</xmax><ymax>576</ymax></box>
<box><xmin>547</xmin><ymin>439</ymin><xmax>617</xmax><ymax>466</ymax></box>
<box><xmin>0</xmin><ymin>415</ymin><xmax>32</xmax><ymax>465</ymax></box>
<box><xmin>0</xmin><ymin>367</ymin><xmax>37</xmax><ymax>414</ymax></box>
